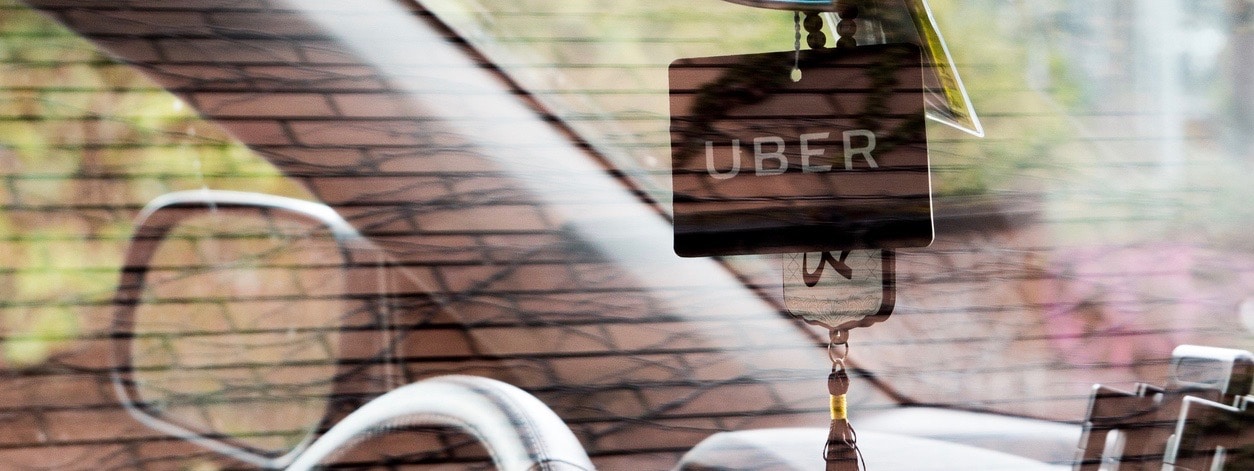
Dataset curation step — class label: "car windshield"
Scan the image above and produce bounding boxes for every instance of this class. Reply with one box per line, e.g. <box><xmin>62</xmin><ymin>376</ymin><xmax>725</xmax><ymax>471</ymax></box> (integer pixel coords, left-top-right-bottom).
<box><xmin>1</xmin><ymin>0</ymin><xmax>1253</xmax><ymax>469</ymax></box>
<box><xmin>420</xmin><ymin>0</ymin><xmax>1254</xmax><ymax>419</ymax></box>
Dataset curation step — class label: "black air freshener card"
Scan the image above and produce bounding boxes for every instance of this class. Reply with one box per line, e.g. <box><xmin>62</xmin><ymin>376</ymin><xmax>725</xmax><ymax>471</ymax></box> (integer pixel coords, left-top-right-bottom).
<box><xmin>670</xmin><ymin>44</ymin><xmax>932</xmax><ymax>257</ymax></box>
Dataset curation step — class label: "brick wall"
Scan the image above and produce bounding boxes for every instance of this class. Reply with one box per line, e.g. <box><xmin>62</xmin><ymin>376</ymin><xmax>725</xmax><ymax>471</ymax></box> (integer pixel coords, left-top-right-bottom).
<box><xmin>2</xmin><ymin>1</ymin><xmax>850</xmax><ymax>468</ymax></box>
<box><xmin>4</xmin><ymin>0</ymin><xmax>1254</xmax><ymax>469</ymax></box>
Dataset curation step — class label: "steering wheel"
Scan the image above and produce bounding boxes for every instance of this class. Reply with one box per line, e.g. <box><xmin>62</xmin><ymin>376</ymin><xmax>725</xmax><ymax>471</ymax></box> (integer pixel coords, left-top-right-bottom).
<box><xmin>287</xmin><ymin>375</ymin><xmax>596</xmax><ymax>471</ymax></box>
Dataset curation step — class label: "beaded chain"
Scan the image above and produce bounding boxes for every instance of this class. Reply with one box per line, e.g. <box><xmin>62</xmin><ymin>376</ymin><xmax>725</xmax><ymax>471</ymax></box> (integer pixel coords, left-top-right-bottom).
<box><xmin>804</xmin><ymin>12</ymin><xmax>827</xmax><ymax>48</ymax></box>
<box><xmin>834</xmin><ymin>0</ymin><xmax>860</xmax><ymax>48</ymax></box>
<box><xmin>796</xmin><ymin>0</ymin><xmax>860</xmax><ymax>51</ymax></box>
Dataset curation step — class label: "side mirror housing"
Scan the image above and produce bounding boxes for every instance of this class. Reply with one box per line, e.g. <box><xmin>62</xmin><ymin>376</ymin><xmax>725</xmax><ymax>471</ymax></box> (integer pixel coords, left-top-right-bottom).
<box><xmin>111</xmin><ymin>190</ymin><xmax>395</xmax><ymax>467</ymax></box>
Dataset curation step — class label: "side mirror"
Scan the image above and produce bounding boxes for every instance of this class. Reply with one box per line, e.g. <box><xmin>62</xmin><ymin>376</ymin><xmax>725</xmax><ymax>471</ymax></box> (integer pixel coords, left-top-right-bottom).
<box><xmin>111</xmin><ymin>190</ymin><xmax>396</xmax><ymax>467</ymax></box>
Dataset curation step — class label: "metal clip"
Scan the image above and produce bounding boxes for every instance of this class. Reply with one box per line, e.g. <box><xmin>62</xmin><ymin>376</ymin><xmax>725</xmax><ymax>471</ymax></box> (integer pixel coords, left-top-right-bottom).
<box><xmin>829</xmin><ymin>329</ymin><xmax>850</xmax><ymax>364</ymax></box>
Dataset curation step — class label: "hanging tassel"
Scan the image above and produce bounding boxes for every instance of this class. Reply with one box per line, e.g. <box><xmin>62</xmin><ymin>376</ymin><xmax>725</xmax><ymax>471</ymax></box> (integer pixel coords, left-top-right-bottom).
<box><xmin>824</xmin><ymin>362</ymin><xmax>861</xmax><ymax>470</ymax></box>
<box><xmin>825</xmin><ymin>420</ymin><xmax>860</xmax><ymax>471</ymax></box>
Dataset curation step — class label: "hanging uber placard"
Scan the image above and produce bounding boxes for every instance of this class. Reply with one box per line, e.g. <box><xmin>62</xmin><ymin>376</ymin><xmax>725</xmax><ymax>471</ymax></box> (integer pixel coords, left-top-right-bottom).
<box><xmin>670</xmin><ymin>43</ymin><xmax>933</xmax><ymax>258</ymax></box>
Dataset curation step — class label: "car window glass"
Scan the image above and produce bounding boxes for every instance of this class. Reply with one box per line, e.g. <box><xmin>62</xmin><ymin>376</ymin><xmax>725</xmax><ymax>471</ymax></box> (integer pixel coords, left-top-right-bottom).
<box><xmin>423</xmin><ymin>0</ymin><xmax>1254</xmax><ymax>420</ymax></box>
<box><xmin>0</xmin><ymin>0</ymin><xmax>313</xmax><ymax>422</ymax></box>
<box><xmin>1</xmin><ymin>0</ymin><xmax>1252</xmax><ymax>466</ymax></box>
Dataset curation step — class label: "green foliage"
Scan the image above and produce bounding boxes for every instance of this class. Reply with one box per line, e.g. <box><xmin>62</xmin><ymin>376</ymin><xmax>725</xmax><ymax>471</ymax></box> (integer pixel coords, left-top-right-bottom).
<box><xmin>0</xmin><ymin>0</ymin><xmax>310</xmax><ymax>367</ymax></box>
<box><xmin>922</xmin><ymin>0</ymin><xmax>1069</xmax><ymax>198</ymax></box>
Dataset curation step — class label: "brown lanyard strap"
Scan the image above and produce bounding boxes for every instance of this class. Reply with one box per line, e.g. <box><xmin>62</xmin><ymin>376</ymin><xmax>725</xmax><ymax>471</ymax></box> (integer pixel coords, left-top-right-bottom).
<box><xmin>825</xmin><ymin>329</ymin><xmax>863</xmax><ymax>470</ymax></box>
<box><xmin>802</xmin><ymin>4</ymin><xmax>864</xmax><ymax>468</ymax></box>
<box><xmin>790</xmin><ymin>5</ymin><xmax>866</xmax><ymax>469</ymax></box>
